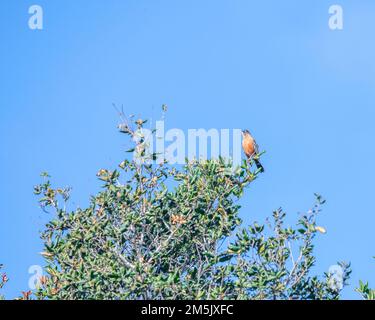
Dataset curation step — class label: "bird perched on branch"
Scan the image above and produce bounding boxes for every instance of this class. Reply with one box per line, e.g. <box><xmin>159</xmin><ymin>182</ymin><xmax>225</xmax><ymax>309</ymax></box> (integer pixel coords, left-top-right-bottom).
<box><xmin>242</xmin><ymin>129</ymin><xmax>264</xmax><ymax>172</ymax></box>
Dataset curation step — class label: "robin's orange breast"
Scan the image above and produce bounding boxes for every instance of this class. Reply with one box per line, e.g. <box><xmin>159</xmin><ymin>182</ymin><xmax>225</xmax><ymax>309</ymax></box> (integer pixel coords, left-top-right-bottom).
<box><xmin>242</xmin><ymin>138</ymin><xmax>255</xmax><ymax>158</ymax></box>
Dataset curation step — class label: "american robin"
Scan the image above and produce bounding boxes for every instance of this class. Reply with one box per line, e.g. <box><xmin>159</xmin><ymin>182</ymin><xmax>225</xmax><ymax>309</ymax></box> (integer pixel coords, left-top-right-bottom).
<box><xmin>242</xmin><ymin>129</ymin><xmax>264</xmax><ymax>172</ymax></box>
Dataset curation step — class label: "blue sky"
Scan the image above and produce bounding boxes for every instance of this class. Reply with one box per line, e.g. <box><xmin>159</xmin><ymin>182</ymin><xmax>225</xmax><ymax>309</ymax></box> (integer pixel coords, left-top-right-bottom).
<box><xmin>1</xmin><ymin>0</ymin><xmax>374</xmax><ymax>299</ymax></box>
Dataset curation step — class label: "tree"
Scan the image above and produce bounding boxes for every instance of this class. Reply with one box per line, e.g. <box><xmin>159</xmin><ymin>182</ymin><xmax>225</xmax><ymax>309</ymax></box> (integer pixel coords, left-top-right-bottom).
<box><xmin>0</xmin><ymin>264</ymin><xmax>8</xmax><ymax>300</ymax></box>
<box><xmin>32</xmin><ymin>111</ymin><xmax>350</xmax><ymax>300</ymax></box>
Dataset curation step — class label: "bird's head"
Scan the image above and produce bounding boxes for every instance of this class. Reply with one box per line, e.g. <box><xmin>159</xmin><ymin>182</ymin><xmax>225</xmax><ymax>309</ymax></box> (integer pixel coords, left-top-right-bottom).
<box><xmin>242</xmin><ymin>129</ymin><xmax>250</xmax><ymax>137</ymax></box>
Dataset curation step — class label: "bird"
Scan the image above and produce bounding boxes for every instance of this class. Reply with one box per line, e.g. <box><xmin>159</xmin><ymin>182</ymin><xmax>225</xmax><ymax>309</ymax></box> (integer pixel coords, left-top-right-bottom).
<box><xmin>241</xmin><ymin>129</ymin><xmax>264</xmax><ymax>172</ymax></box>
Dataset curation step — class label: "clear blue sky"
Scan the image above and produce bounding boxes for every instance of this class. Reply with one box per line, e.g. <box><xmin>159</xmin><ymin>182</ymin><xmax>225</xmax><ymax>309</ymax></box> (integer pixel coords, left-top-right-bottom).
<box><xmin>1</xmin><ymin>0</ymin><xmax>374</xmax><ymax>299</ymax></box>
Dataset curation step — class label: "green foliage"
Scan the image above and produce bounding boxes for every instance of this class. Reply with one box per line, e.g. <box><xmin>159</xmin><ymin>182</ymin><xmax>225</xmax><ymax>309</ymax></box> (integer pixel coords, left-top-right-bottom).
<box><xmin>32</xmin><ymin>113</ymin><xmax>350</xmax><ymax>300</ymax></box>
<box><xmin>356</xmin><ymin>281</ymin><xmax>375</xmax><ymax>300</ymax></box>
<box><xmin>226</xmin><ymin>204</ymin><xmax>351</xmax><ymax>300</ymax></box>
<box><xmin>357</xmin><ymin>259</ymin><xmax>375</xmax><ymax>300</ymax></box>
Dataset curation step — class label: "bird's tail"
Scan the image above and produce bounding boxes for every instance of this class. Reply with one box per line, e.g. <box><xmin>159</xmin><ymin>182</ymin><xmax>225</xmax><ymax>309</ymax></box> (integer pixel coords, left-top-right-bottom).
<box><xmin>254</xmin><ymin>158</ymin><xmax>265</xmax><ymax>173</ymax></box>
